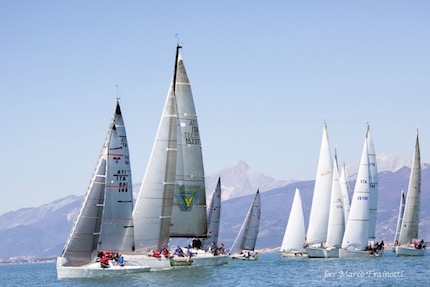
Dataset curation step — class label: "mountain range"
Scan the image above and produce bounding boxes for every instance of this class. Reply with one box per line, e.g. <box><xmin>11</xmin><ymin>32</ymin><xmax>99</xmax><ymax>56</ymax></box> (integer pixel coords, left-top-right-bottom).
<box><xmin>0</xmin><ymin>154</ymin><xmax>429</xmax><ymax>261</ymax></box>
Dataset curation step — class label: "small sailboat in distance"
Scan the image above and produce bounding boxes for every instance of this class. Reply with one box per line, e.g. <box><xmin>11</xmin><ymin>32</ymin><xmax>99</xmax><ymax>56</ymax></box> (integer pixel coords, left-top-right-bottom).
<box><xmin>202</xmin><ymin>177</ymin><xmax>222</xmax><ymax>250</ymax></box>
<box><xmin>230</xmin><ymin>190</ymin><xmax>261</xmax><ymax>260</ymax></box>
<box><xmin>57</xmin><ymin>99</ymin><xmax>150</xmax><ymax>279</ymax></box>
<box><xmin>280</xmin><ymin>187</ymin><xmax>306</xmax><ymax>257</ymax></box>
<box><xmin>395</xmin><ymin>133</ymin><xmax>426</xmax><ymax>256</ymax></box>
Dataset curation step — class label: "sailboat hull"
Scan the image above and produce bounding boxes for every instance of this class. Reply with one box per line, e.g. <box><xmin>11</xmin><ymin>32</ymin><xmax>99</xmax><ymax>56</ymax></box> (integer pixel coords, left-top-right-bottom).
<box><xmin>306</xmin><ymin>247</ymin><xmax>326</xmax><ymax>258</ymax></box>
<box><xmin>339</xmin><ymin>249</ymin><xmax>381</xmax><ymax>258</ymax></box>
<box><xmin>395</xmin><ymin>247</ymin><xmax>426</xmax><ymax>256</ymax></box>
<box><xmin>122</xmin><ymin>254</ymin><xmax>173</xmax><ymax>270</ymax></box>
<box><xmin>281</xmin><ymin>251</ymin><xmax>307</xmax><ymax>258</ymax></box>
<box><xmin>325</xmin><ymin>248</ymin><xmax>339</xmax><ymax>258</ymax></box>
<box><xmin>171</xmin><ymin>250</ymin><xmax>229</xmax><ymax>267</ymax></box>
<box><xmin>56</xmin><ymin>257</ymin><xmax>150</xmax><ymax>279</ymax></box>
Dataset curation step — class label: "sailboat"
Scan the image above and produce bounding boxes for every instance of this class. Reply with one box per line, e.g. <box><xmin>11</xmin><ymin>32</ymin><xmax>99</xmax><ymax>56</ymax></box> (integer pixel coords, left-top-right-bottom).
<box><xmin>339</xmin><ymin>126</ymin><xmax>381</xmax><ymax>258</ymax></box>
<box><xmin>280</xmin><ymin>187</ymin><xmax>306</xmax><ymax>257</ymax></box>
<box><xmin>57</xmin><ymin>100</ymin><xmax>150</xmax><ymax>279</ymax></box>
<box><xmin>229</xmin><ymin>190</ymin><xmax>261</xmax><ymax>260</ymax></box>
<box><xmin>202</xmin><ymin>177</ymin><xmax>222</xmax><ymax>250</ymax></box>
<box><xmin>305</xmin><ymin>123</ymin><xmax>333</xmax><ymax>258</ymax></box>
<box><xmin>395</xmin><ymin>133</ymin><xmax>425</xmax><ymax>256</ymax></box>
<box><xmin>339</xmin><ymin>163</ymin><xmax>351</xmax><ymax>224</ymax></box>
<box><xmin>128</xmin><ymin>45</ymin><xmax>228</xmax><ymax>268</ymax></box>
<box><xmin>324</xmin><ymin>152</ymin><xmax>345</xmax><ymax>258</ymax></box>
<box><xmin>393</xmin><ymin>189</ymin><xmax>405</xmax><ymax>248</ymax></box>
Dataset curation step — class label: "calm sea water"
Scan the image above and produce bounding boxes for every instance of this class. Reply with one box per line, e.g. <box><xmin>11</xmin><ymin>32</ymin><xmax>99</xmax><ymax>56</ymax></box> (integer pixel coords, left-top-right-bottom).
<box><xmin>0</xmin><ymin>251</ymin><xmax>428</xmax><ymax>286</ymax></box>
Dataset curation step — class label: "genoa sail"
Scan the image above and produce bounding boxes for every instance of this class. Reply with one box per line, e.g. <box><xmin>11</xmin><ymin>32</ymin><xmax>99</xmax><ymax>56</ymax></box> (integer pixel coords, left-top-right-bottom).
<box><xmin>394</xmin><ymin>190</ymin><xmax>406</xmax><ymax>244</ymax></box>
<box><xmin>133</xmin><ymin>84</ymin><xmax>177</xmax><ymax>252</ymax></box>
<box><xmin>325</xmin><ymin>153</ymin><xmax>345</xmax><ymax>248</ymax></box>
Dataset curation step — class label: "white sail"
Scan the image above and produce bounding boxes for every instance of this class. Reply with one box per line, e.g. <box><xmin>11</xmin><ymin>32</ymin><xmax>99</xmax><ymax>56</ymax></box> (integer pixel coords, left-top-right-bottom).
<box><xmin>202</xmin><ymin>178</ymin><xmax>222</xmax><ymax>249</ymax></box>
<box><xmin>367</xmin><ymin>126</ymin><xmax>378</xmax><ymax>240</ymax></box>
<box><xmin>230</xmin><ymin>190</ymin><xmax>261</xmax><ymax>255</ymax></box>
<box><xmin>325</xmin><ymin>153</ymin><xmax>345</xmax><ymax>248</ymax></box>
<box><xmin>341</xmin><ymin>133</ymin><xmax>369</xmax><ymax>251</ymax></box>
<box><xmin>393</xmin><ymin>190</ymin><xmax>405</xmax><ymax>244</ymax></box>
<box><xmin>398</xmin><ymin>134</ymin><xmax>421</xmax><ymax>246</ymax></box>
<box><xmin>339</xmin><ymin>163</ymin><xmax>351</xmax><ymax>224</ymax></box>
<box><xmin>281</xmin><ymin>187</ymin><xmax>306</xmax><ymax>253</ymax></box>
<box><xmin>133</xmin><ymin>84</ymin><xmax>177</xmax><ymax>251</ymax></box>
<box><xmin>170</xmin><ymin>51</ymin><xmax>207</xmax><ymax>237</ymax></box>
<box><xmin>60</xmin><ymin>100</ymin><xmax>134</xmax><ymax>266</ymax></box>
<box><xmin>306</xmin><ymin>123</ymin><xmax>333</xmax><ymax>245</ymax></box>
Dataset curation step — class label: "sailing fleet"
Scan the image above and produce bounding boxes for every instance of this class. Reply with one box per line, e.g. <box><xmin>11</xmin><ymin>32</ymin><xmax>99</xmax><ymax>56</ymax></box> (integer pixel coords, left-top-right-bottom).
<box><xmin>57</xmin><ymin>45</ymin><xmax>426</xmax><ymax>279</ymax></box>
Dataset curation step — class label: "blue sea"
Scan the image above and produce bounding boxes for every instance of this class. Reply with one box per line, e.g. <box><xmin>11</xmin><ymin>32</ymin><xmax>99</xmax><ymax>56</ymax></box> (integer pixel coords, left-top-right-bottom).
<box><xmin>1</xmin><ymin>251</ymin><xmax>428</xmax><ymax>286</ymax></box>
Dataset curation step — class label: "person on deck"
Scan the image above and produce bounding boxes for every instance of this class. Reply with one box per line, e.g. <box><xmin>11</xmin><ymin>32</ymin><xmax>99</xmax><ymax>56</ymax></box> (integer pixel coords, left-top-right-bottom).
<box><xmin>100</xmin><ymin>256</ymin><xmax>110</xmax><ymax>268</ymax></box>
<box><xmin>175</xmin><ymin>246</ymin><xmax>185</xmax><ymax>257</ymax></box>
<box><xmin>192</xmin><ymin>236</ymin><xmax>202</xmax><ymax>249</ymax></box>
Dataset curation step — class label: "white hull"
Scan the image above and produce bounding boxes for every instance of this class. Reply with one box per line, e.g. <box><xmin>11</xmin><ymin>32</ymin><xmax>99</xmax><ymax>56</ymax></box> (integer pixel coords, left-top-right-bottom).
<box><xmin>395</xmin><ymin>247</ymin><xmax>426</xmax><ymax>256</ymax></box>
<box><xmin>306</xmin><ymin>247</ymin><xmax>325</xmax><ymax>258</ymax></box>
<box><xmin>281</xmin><ymin>251</ymin><xmax>307</xmax><ymax>258</ymax></box>
<box><xmin>171</xmin><ymin>251</ymin><xmax>229</xmax><ymax>267</ymax></box>
<box><xmin>122</xmin><ymin>254</ymin><xmax>172</xmax><ymax>270</ymax></box>
<box><xmin>56</xmin><ymin>257</ymin><xmax>150</xmax><ymax>279</ymax></box>
<box><xmin>339</xmin><ymin>249</ymin><xmax>382</xmax><ymax>258</ymax></box>
<box><xmin>325</xmin><ymin>248</ymin><xmax>339</xmax><ymax>258</ymax></box>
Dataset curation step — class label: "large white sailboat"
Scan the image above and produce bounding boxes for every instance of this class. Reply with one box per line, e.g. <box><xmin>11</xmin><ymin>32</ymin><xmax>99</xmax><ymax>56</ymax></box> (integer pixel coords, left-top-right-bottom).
<box><xmin>325</xmin><ymin>152</ymin><xmax>345</xmax><ymax>258</ymax></box>
<box><xmin>305</xmin><ymin>123</ymin><xmax>333</xmax><ymax>258</ymax></box>
<box><xmin>128</xmin><ymin>45</ymin><xmax>228</xmax><ymax>268</ymax></box>
<box><xmin>395</xmin><ymin>134</ymin><xmax>426</xmax><ymax>256</ymax></box>
<box><xmin>280</xmin><ymin>187</ymin><xmax>306</xmax><ymax>257</ymax></box>
<box><xmin>230</xmin><ymin>190</ymin><xmax>261</xmax><ymax>260</ymax></box>
<box><xmin>57</xmin><ymin>100</ymin><xmax>150</xmax><ymax>279</ymax></box>
<box><xmin>339</xmin><ymin>126</ymin><xmax>381</xmax><ymax>258</ymax></box>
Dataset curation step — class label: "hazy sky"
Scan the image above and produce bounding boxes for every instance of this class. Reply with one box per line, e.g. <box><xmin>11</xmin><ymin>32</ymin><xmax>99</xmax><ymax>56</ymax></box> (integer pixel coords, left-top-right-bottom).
<box><xmin>1</xmin><ymin>1</ymin><xmax>429</xmax><ymax>214</ymax></box>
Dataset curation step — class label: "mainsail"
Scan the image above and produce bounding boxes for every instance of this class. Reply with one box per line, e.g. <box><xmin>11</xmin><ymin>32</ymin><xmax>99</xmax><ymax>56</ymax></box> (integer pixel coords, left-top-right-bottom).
<box><xmin>170</xmin><ymin>48</ymin><xmax>208</xmax><ymax>237</ymax></box>
<box><xmin>281</xmin><ymin>187</ymin><xmax>306</xmax><ymax>253</ymax></box>
<box><xmin>202</xmin><ymin>178</ymin><xmax>222</xmax><ymax>249</ymax></box>
<box><xmin>60</xmin><ymin>100</ymin><xmax>134</xmax><ymax>266</ymax></box>
<box><xmin>398</xmin><ymin>134</ymin><xmax>421</xmax><ymax>246</ymax></box>
<box><xmin>306</xmin><ymin>122</ymin><xmax>333</xmax><ymax>245</ymax></box>
<box><xmin>230</xmin><ymin>190</ymin><xmax>261</xmax><ymax>255</ymax></box>
<box><xmin>367</xmin><ymin>126</ymin><xmax>378</xmax><ymax>241</ymax></box>
<box><xmin>325</xmin><ymin>152</ymin><xmax>345</xmax><ymax>248</ymax></box>
<box><xmin>341</xmin><ymin>131</ymin><xmax>369</xmax><ymax>251</ymax></box>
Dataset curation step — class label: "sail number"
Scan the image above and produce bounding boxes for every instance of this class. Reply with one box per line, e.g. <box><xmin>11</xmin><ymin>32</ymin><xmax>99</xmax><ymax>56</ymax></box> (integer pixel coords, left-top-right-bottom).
<box><xmin>184</xmin><ymin>125</ymin><xmax>200</xmax><ymax>145</ymax></box>
<box><xmin>115</xmin><ymin>170</ymin><xmax>128</xmax><ymax>192</ymax></box>
<box><xmin>320</xmin><ymin>170</ymin><xmax>330</xmax><ymax>177</ymax></box>
<box><xmin>357</xmin><ymin>196</ymin><xmax>368</xmax><ymax>200</ymax></box>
